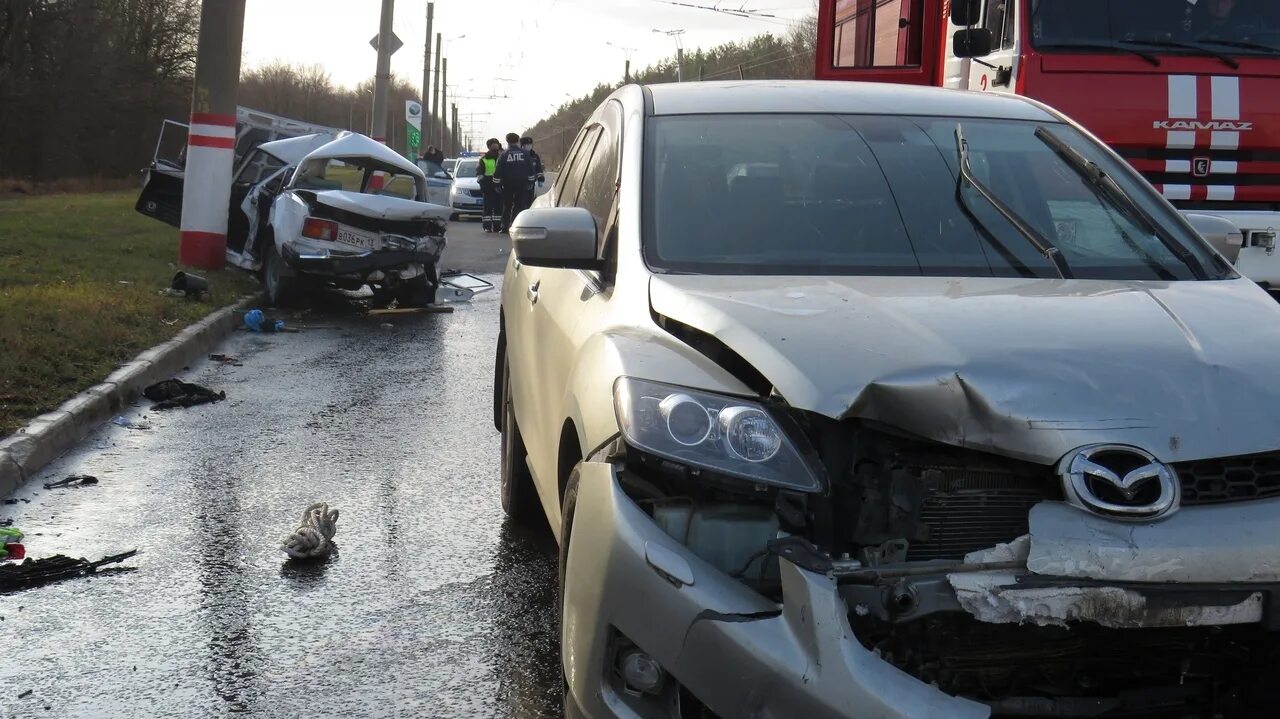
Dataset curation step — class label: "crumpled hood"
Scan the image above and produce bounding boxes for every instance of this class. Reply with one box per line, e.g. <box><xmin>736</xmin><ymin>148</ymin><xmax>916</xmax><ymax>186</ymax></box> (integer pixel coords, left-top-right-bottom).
<box><xmin>650</xmin><ymin>275</ymin><xmax>1280</xmax><ymax>465</ymax></box>
<box><xmin>306</xmin><ymin>190</ymin><xmax>451</xmax><ymax>222</ymax></box>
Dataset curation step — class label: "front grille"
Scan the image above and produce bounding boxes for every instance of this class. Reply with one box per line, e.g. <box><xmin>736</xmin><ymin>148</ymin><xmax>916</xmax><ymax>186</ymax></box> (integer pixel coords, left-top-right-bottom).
<box><xmin>905</xmin><ymin>462</ymin><xmax>1060</xmax><ymax>562</ymax></box>
<box><xmin>468</xmin><ymin>189</ymin><xmax>483</xmax><ymax>198</ymax></box>
<box><xmin>1176</xmin><ymin>451</ymin><xmax>1280</xmax><ymax>506</ymax></box>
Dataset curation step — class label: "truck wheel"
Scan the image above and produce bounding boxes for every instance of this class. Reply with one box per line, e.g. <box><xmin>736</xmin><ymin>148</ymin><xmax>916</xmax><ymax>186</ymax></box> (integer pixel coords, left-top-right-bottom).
<box><xmin>262</xmin><ymin>244</ymin><xmax>296</xmax><ymax>307</ymax></box>
<box><xmin>501</xmin><ymin>354</ymin><xmax>538</xmax><ymax>525</ymax></box>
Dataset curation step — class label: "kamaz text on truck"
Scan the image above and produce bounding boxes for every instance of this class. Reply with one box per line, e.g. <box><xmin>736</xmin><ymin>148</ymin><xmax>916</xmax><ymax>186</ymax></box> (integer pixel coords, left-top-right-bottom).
<box><xmin>816</xmin><ymin>0</ymin><xmax>1280</xmax><ymax>284</ymax></box>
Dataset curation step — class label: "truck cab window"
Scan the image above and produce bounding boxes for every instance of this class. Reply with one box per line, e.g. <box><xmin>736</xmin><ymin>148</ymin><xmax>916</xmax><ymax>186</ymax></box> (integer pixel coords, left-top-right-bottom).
<box><xmin>985</xmin><ymin>0</ymin><xmax>1016</xmax><ymax>49</ymax></box>
<box><xmin>834</xmin><ymin>0</ymin><xmax>925</xmax><ymax>68</ymax></box>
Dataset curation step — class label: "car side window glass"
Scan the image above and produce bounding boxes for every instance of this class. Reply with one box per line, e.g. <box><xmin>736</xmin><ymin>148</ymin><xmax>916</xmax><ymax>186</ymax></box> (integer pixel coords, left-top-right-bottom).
<box><xmin>558</xmin><ymin>127</ymin><xmax>602</xmax><ymax>209</ymax></box>
<box><xmin>833</xmin><ymin>0</ymin><xmax>924</xmax><ymax>68</ymax></box>
<box><xmin>552</xmin><ymin>128</ymin><xmax>593</xmax><ymax>203</ymax></box>
<box><xmin>576</xmin><ymin>130</ymin><xmax>617</xmax><ymax>235</ymax></box>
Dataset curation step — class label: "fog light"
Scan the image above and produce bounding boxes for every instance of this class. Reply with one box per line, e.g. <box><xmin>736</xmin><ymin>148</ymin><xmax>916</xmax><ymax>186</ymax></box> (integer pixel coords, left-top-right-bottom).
<box><xmin>618</xmin><ymin>648</ymin><xmax>665</xmax><ymax>695</ymax></box>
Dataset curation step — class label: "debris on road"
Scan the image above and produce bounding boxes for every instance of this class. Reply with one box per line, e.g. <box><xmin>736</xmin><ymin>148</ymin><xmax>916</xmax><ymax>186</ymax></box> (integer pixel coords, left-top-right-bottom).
<box><xmin>1</xmin><ymin>527</ymin><xmax>24</xmax><ymax>560</ymax></box>
<box><xmin>380</xmin><ymin>322</ymin><xmax>394</xmax><ymax>330</ymax></box>
<box><xmin>281</xmin><ymin>502</ymin><xmax>339</xmax><ymax>561</ymax></box>
<box><xmin>43</xmin><ymin>475</ymin><xmax>99</xmax><ymax>490</ymax></box>
<box><xmin>142</xmin><ymin>379</ymin><xmax>225</xmax><ymax>411</ymax></box>
<box><xmin>0</xmin><ymin>550</ymin><xmax>137</xmax><ymax>591</ymax></box>
<box><xmin>243</xmin><ymin>308</ymin><xmax>290</xmax><ymax>333</ymax></box>
<box><xmin>111</xmin><ymin>415</ymin><xmax>152</xmax><ymax>430</ymax></box>
<box><xmin>368</xmin><ymin>306</ymin><xmax>454</xmax><ymax>316</ymax></box>
<box><xmin>209</xmin><ymin>353</ymin><xmax>243</xmax><ymax>367</ymax></box>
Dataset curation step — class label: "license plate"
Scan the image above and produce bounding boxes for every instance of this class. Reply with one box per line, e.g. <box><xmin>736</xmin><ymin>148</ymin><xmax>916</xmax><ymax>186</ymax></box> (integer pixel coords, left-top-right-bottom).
<box><xmin>336</xmin><ymin>228</ymin><xmax>377</xmax><ymax>250</ymax></box>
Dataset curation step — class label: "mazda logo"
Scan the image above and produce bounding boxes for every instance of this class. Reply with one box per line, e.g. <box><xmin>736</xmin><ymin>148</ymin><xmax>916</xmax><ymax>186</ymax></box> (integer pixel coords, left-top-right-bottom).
<box><xmin>1057</xmin><ymin>444</ymin><xmax>1180</xmax><ymax>521</ymax></box>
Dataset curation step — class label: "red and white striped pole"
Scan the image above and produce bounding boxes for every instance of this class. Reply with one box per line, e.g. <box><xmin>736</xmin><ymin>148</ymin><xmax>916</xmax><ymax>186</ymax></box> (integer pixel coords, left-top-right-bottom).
<box><xmin>179</xmin><ymin>0</ymin><xmax>246</xmax><ymax>270</ymax></box>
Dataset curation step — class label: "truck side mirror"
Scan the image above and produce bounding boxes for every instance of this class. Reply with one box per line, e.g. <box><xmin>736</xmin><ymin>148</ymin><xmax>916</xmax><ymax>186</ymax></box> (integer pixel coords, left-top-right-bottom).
<box><xmin>1184</xmin><ymin>213</ymin><xmax>1244</xmax><ymax>264</ymax></box>
<box><xmin>950</xmin><ymin>0</ymin><xmax>982</xmax><ymax>27</ymax></box>
<box><xmin>953</xmin><ymin>29</ymin><xmax>995</xmax><ymax>58</ymax></box>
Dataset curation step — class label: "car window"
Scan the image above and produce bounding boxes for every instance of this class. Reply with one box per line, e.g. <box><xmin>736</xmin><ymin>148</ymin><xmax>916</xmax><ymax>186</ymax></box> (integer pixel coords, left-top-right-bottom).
<box><xmin>576</xmin><ymin>126</ymin><xmax>619</xmax><ymax>247</ymax></box>
<box><xmin>234</xmin><ymin>149</ymin><xmax>286</xmax><ymax>186</ymax></box>
<box><xmin>455</xmin><ymin>159</ymin><xmax>480</xmax><ymax>178</ymax></box>
<box><xmin>643</xmin><ymin>113</ymin><xmax>1229</xmax><ymax>280</ymax></box>
<box><xmin>551</xmin><ymin>127</ymin><xmax>595</xmax><ymax>205</ymax></box>
<box><xmin>985</xmin><ymin>0</ymin><xmax>1016</xmax><ymax>50</ymax></box>
<box><xmin>380</xmin><ymin>174</ymin><xmax>418</xmax><ymax>199</ymax></box>
<box><xmin>558</xmin><ymin>126</ymin><xmax>602</xmax><ymax>208</ymax></box>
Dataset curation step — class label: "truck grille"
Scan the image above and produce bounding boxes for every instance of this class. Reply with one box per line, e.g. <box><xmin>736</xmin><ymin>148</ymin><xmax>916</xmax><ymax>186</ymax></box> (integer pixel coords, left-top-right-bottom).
<box><xmin>1175</xmin><ymin>451</ymin><xmax>1280</xmax><ymax>506</ymax></box>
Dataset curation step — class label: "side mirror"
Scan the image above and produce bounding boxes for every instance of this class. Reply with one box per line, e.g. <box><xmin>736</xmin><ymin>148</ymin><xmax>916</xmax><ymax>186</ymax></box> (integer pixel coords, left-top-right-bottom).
<box><xmin>953</xmin><ymin>28</ymin><xmax>994</xmax><ymax>58</ymax></box>
<box><xmin>1184</xmin><ymin>213</ymin><xmax>1243</xmax><ymax>264</ymax></box>
<box><xmin>511</xmin><ymin>207</ymin><xmax>601</xmax><ymax>270</ymax></box>
<box><xmin>950</xmin><ymin>0</ymin><xmax>982</xmax><ymax>27</ymax></box>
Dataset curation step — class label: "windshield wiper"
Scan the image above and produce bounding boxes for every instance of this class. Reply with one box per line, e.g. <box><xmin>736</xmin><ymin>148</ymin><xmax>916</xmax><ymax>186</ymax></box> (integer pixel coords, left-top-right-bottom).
<box><xmin>955</xmin><ymin>125</ymin><xmax>1073</xmax><ymax>279</ymax></box>
<box><xmin>1034</xmin><ymin>127</ymin><xmax>1208</xmax><ymax>280</ymax></box>
<box><xmin>1193</xmin><ymin>37</ymin><xmax>1280</xmax><ymax>54</ymax></box>
<box><xmin>1036</xmin><ymin>42</ymin><xmax>1161</xmax><ymax>66</ymax></box>
<box><xmin>1122</xmin><ymin>38</ymin><xmax>1240</xmax><ymax>69</ymax></box>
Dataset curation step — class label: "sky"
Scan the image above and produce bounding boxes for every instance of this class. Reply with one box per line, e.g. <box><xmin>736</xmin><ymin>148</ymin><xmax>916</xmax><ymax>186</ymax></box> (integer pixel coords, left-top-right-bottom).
<box><xmin>242</xmin><ymin>0</ymin><xmax>817</xmax><ymax>146</ymax></box>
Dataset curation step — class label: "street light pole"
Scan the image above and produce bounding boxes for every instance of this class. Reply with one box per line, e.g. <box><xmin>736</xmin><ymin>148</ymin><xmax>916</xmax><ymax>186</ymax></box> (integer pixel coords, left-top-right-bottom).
<box><xmin>422</xmin><ymin>2</ymin><xmax>434</xmax><ymax>151</ymax></box>
<box><xmin>371</xmin><ymin>0</ymin><xmax>394</xmax><ymax>143</ymax></box>
<box><xmin>440</xmin><ymin>57</ymin><xmax>448</xmax><ymax>151</ymax></box>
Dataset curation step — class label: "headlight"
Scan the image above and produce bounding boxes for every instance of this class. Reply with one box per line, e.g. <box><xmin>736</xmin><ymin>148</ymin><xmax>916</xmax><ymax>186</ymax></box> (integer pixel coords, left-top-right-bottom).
<box><xmin>613</xmin><ymin>377</ymin><xmax>822</xmax><ymax>492</ymax></box>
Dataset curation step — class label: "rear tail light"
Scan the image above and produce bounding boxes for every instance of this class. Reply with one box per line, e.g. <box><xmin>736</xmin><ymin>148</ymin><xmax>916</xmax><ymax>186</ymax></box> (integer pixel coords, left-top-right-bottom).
<box><xmin>301</xmin><ymin>217</ymin><xmax>338</xmax><ymax>242</ymax></box>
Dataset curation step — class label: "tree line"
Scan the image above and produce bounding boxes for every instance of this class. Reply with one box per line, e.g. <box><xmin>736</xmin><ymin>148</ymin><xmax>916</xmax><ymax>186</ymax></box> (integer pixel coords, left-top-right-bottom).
<box><xmin>238</xmin><ymin>62</ymin><xmax>451</xmax><ymax>156</ymax></box>
<box><xmin>524</xmin><ymin>15</ymin><xmax>818</xmax><ymax>170</ymax></box>
<box><xmin>1</xmin><ymin>0</ymin><xmax>200</xmax><ymax>182</ymax></box>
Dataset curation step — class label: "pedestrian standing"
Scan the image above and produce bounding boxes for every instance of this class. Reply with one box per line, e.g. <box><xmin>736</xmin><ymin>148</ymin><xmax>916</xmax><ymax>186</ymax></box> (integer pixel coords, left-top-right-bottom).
<box><xmin>495</xmin><ymin>132</ymin><xmax>535</xmax><ymax>233</ymax></box>
<box><xmin>477</xmin><ymin>138</ymin><xmax>503</xmax><ymax>233</ymax></box>
<box><xmin>520</xmin><ymin>136</ymin><xmax>545</xmax><ymax>213</ymax></box>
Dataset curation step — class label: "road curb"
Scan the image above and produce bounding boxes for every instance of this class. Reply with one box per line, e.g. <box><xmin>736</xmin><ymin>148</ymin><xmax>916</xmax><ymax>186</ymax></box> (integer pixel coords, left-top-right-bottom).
<box><xmin>0</xmin><ymin>293</ymin><xmax>263</xmax><ymax>498</ymax></box>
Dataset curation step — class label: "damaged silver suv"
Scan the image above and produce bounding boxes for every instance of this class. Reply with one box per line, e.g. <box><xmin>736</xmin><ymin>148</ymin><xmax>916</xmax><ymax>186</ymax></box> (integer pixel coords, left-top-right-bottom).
<box><xmin>495</xmin><ymin>81</ymin><xmax>1280</xmax><ymax>718</ymax></box>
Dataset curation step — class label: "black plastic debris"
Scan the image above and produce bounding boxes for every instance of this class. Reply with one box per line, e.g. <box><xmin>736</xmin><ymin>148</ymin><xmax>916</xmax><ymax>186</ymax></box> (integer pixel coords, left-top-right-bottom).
<box><xmin>143</xmin><ymin>379</ymin><xmax>226</xmax><ymax>411</ymax></box>
<box><xmin>43</xmin><ymin>475</ymin><xmax>99</xmax><ymax>490</ymax></box>
<box><xmin>209</xmin><ymin>353</ymin><xmax>243</xmax><ymax>367</ymax></box>
<box><xmin>0</xmin><ymin>550</ymin><xmax>137</xmax><ymax>592</ymax></box>
<box><xmin>171</xmin><ymin>271</ymin><xmax>209</xmax><ymax>298</ymax></box>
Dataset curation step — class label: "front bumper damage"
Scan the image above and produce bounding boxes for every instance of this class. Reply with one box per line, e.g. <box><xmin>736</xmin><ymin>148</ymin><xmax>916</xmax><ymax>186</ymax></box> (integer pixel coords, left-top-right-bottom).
<box><xmin>565</xmin><ymin>460</ymin><xmax>1280</xmax><ymax>719</ymax></box>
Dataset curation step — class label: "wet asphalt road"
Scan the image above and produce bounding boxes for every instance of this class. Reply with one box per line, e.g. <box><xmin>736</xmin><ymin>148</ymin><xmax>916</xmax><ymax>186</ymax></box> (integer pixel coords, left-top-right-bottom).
<box><xmin>0</xmin><ymin>221</ymin><xmax>565</xmax><ymax>718</ymax></box>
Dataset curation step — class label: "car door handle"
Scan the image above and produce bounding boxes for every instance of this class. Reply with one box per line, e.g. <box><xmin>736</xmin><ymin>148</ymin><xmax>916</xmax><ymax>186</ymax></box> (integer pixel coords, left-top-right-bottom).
<box><xmin>527</xmin><ymin>280</ymin><xmax>540</xmax><ymax>305</ymax></box>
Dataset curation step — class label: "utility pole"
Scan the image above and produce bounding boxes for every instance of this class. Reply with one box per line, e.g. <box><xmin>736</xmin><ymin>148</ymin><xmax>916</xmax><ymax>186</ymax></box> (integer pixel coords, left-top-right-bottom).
<box><xmin>440</xmin><ymin>57</ymin><xmax>448</xmax><ymax>151</ymax></box>
<box><xmin>422</xmin><ymin>2</ymin><xmax>434</xmax><ymax>149</ymax></box>
<box><xmin>676</xmin><ymin>47</ymin><xmax>685</xmax><ymax>82</ymax></box>
<box><xmin>451</xmin><ymin>103</ymin><xmax>459</xmax><ymax>155</ymax></box>
<box><xmin>698</xmin><ymin>63</ymin><xmax>705</xmax><ymax>81</ymax></box>
<box><xmin>625</xmin><ymin>59</ymin><xmax>631</xmax><ymax>83</ymax></box>
<box><xmin>179</xmin><ymin>0</ymin><xmax>246</xmax><ymax>270</ymax></box>
<box><xmin>431</xmin><ymin>32</ymin><xmax>442</xmax><ymax>150</ymax></box>
<box><xmin>371</xmin><ymin>0</ymin><xmax>395</xmax><ymax>143</ymax></box>
<box><xmin>738</xmin><ymin>64</ymin><xmax>745</xmax><ymax>80</ymax></box>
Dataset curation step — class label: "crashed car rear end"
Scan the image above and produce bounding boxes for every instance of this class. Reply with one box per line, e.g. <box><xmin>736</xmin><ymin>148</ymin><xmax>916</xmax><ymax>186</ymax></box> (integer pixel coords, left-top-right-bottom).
<box><xmin>499</xmin><ymin>83</ymin><xmax>1280</xmax><ymax>719</ymax></box>
<box><xmin>138</xmin><ymin>127</ymin><xmax>450</xmax><ymax>306</ymax></box>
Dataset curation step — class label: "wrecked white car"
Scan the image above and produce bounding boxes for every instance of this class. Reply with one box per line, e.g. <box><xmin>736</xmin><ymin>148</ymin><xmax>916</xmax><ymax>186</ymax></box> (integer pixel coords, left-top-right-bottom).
<box><xmin>497</xmin><ymin>81</ymin><xmax>1280</xmax><ymax>718</ymax></box>
<box><xmin>139</xmin><ymin>131</ymin><xmax>450</xmax><ymax>306</ymax></box>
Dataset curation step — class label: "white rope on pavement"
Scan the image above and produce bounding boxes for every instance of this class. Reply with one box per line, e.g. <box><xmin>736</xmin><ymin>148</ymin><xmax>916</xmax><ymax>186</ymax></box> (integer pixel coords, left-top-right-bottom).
<box><xmin>281</xmin><ymin>502</ymin><xmax>339</xmax><ymax>560</ymax></box>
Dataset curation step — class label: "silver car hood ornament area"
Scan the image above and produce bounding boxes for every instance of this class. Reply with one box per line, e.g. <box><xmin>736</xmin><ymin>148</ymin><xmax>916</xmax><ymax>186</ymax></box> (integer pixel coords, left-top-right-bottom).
<box><xmin>1057</xmin><ymin>444</ymin><xmax>1181</xmax><ymax>521</ymax></box>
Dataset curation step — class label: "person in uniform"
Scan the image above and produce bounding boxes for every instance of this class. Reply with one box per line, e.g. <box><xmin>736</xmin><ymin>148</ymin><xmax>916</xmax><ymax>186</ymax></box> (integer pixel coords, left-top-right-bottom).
<box><xmin>495</xmin><ymin>132</ymin><xmax>535</xmax><ymax>233</ymax></box>
<box><xmin>476</xmin><ymin>138</ymin><xmax>503</xmax><ymax>233</ymax></box>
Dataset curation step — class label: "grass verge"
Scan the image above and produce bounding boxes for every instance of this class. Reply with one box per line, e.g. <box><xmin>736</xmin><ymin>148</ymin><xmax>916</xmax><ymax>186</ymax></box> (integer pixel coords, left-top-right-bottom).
<box><xmin>0</xmin><ymin>191</ymin><xmax>259</xmax><ymax>436</ymax></box>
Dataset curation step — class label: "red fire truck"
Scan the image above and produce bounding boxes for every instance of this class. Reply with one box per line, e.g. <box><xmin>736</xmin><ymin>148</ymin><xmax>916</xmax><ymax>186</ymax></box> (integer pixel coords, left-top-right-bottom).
<box><xmin>816</xmin><ymin>0</ymin><xmax>1280</xmax><ymax>284</ymax></box>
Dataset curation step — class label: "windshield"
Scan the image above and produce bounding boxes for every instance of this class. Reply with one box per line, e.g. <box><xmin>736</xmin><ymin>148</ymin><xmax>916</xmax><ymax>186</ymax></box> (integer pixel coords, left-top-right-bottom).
<box><xmin>642</xmin><ymin>114</ymin><xmax>1232</xmax><ymax>280</ymax></box>
<box><xmin>456</xmin><ymin>159</ymin><xmax>480</xmax><ymax>177</ymax></box>
<box><xmin>1031</xmin><ymin>0</ymin><xmax>1280</xmax><ymax>50</ymax></box>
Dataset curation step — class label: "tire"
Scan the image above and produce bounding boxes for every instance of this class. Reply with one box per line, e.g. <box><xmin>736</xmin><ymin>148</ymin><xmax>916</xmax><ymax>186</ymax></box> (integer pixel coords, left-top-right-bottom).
<box><xmin>559</xmin><ymin>465</ymin><xmax>582</xmax><ymax>714</ymax></box>
<box><xmin>500</xmin><ymin>354</ymin><xmax>538</xmax><ymax>524</ymax></box>
<box><xmin>262</xmin><ymin>243</ymin><xmax>296</xmax><ymax>307</ymax></box>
